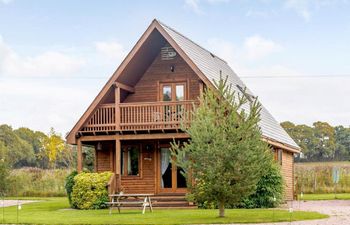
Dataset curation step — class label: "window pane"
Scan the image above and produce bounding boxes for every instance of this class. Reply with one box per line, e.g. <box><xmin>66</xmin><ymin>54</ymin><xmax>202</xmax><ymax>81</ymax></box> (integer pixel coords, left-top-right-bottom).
<box><xmin>176</xmin><ymin>85</ymin><xmax>184</xmax><ymax>101</ymax></box>
<box><xmin>127</xmin><ymin>146</ymin><xmax>139</xmax><ymax>175</ymax></box>
<box><xmin>121</xmin><ymin>150</ymin><xmax>124</xmax><ymax>175</ymax></box>
<box><xmin>163</xmin><ymin>86</ymin><xmax>172</xmax><ymax>101</ymax></box>
<box><xmin>278</xmin><ymin>149</ymin><xmax>283</xmax><ymax>165</ymax></box>
<box><xmin>160</xmin><ymin>148</ymin><xmax>172</xmax><ymax>188</ymax></box>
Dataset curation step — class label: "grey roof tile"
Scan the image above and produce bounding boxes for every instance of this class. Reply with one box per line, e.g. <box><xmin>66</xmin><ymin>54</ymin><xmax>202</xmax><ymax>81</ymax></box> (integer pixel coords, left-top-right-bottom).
<box><xmin>159</xmin><ymin>21</ymin><xmax>300</xmax><ymax>150</ymax></box>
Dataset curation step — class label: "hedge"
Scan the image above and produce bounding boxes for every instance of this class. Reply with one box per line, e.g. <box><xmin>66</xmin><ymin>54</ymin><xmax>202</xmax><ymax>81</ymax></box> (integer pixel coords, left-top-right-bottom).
<box><xmin>71</xmin><ymin>172</ymin><xmax>112</xmax><ymax>209</ymax></box>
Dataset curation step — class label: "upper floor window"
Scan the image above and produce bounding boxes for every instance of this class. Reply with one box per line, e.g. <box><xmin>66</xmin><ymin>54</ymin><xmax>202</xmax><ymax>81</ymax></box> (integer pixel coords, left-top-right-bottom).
<box><xmin>161</xmin><ymin>83</ymin><xmax>186</xmax><ymax>101</ymax></box>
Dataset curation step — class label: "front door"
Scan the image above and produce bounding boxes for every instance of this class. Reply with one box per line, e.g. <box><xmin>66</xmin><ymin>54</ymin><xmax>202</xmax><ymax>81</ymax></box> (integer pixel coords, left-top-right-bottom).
<box><xmin>159</xmin><ymin>147</ymin><xmax>187</xmax><ymax>193</ymax></box>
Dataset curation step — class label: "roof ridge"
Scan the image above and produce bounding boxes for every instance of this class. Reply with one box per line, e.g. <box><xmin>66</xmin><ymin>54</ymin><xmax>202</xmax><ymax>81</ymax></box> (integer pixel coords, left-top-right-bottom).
<box><xmin>157</xmin><ymin>20</ymin><xmax>228</xmax><ymax>64</ymax></box>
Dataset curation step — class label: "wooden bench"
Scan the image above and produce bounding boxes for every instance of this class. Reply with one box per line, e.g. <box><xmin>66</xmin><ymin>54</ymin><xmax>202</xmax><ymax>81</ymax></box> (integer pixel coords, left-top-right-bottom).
<box><xmin>107</xmin><ymin>193</ymin><xmax>153</xmax><ymax>214</ymax></box>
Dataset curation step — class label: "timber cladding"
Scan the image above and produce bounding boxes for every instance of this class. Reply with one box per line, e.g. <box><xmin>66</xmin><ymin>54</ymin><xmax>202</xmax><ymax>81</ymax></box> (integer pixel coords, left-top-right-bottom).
<box><xmin>123</xmin><ymin>46</ymin><xmax>201</xmax><ymax>103</ymax></box>
<box><xmin>281</xmin><ymin>150</ymin><xmax>294</xmax><ymax>200</ymax></box>
<box><xmin>120</xmin><ymin>142</ymin><xmax>156</xmax><ymax>193</ymax></box>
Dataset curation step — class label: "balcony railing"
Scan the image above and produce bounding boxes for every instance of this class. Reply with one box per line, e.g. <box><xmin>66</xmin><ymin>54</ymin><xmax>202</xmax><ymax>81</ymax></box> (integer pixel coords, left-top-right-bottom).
<box><xmin>82</xmin><ymin>104</ymin><xmax>116</xmax><ymax>132</ymax></box>
<box><xmin>81</xmin><ymin>101</ymin><xmax>196</xmax><ymax>132</ymax></box>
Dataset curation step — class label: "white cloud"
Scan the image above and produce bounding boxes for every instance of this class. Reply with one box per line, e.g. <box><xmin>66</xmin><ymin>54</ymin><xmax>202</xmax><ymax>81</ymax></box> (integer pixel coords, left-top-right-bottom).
<box><xmin>95</xmin><ymin>40</ymin><xmax>127</xmax><ymax>61</ymax></box>
<box><xmin>206</xmin><ymin>36</ymin><xmax>350</xmax><ymax>127</ymax></box>
<box><xmin>243</xmin><ymin>35</ymin><xmax>283</xmax><ymax>60</ymax></box>
<box><xmin>183</xmin><ymin>0</ymin><xmax>230</xmax><ymax>14</ymax></box>
<box><xmin>284</xmin><ymin>0</ymin><xmax>312</xmax><ymax>21</ymax></box>
<box><xmin>0</xmin><ymin>0</ymin><xmax>13</xmax><ymax>4</ymax></box>
<box><xmin>184</xmin><ymin>0</ymin><xmax>203</xmax><ymax>14</ymax></box>
<box><xmin>284</xmin><ymin>0</ymin><xmax>349</xmax><ymax>21</ymax></box>
<box><xmin>0</xmin><ymin>79</ymin><xmax>97</xmax><ymax>134</ymax></box>
<box><xmin>0</xmin><ymin>36</ymin><xmax>85</xmax><ymax>77</ymax></box>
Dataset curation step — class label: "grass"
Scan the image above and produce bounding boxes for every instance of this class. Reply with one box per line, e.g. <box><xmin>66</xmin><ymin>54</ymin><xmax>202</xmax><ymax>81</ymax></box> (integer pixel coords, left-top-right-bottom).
<box><xmin>299</xmin><ymin>193</ymin><xmax>350</xmax><ymax>200</ymax></box>
<box><xmin>0</xmin><ymin>197</ymin><xmax>328</xmax><ymax>224</ymax></box>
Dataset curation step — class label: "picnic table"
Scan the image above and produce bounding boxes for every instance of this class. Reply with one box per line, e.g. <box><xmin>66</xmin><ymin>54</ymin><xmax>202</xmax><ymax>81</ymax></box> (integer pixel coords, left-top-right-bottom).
<box><xmin>107</xmin><ymin>193</ymin><xmax>154</xmax><ymax>214</ymax></box>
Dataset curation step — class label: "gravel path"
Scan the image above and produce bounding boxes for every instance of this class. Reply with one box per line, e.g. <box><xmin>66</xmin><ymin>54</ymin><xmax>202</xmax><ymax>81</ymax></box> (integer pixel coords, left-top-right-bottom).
<box><xmin>0</xmin><ymin>200</ymin><xmax>37</xmax><ymax>208</ymax></box>
<box><xmin>229</xmin><ymin>200</ymin><xmax>350</xmax><ymax>225</ymax></box>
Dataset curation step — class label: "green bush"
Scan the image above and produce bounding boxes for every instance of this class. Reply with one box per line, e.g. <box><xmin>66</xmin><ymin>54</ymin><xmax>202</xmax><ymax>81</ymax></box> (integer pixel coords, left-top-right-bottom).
<box><xmin>238</xmin><ymin>162</ymin><xmax>284</xmax><ymax>208</ymax></box>
<box><xmin>71</xmin><ymin>172</ymin><xmax>112</xmax><ymax>209</ymax></box>
<box><xmin>65</xmin><ymin>170</ymin><xmax>78</xmax><ymax>207</ymax></box>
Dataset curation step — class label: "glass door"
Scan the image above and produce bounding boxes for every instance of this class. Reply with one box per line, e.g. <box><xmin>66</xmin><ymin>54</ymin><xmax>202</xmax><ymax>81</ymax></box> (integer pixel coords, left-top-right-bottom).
<box><xmin>159</xmin><ymin>147</ymin><xmax>187</xmax><ymax>193</ymax></box>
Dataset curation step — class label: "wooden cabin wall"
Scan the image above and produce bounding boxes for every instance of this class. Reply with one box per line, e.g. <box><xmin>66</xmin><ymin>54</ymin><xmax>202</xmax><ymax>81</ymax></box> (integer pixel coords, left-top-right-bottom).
<box><xmin>96</xmin><ymin>142</ymin><xmax>114</xmax><ymax>172</ymax></box>
<box><xmin>273</xmin><ymin>147</ymin><xmax>294</xmax><ymax>200</ymax></box>
<box><xmin>123</xmin><ymin>50</ymin><xmax>201</xmax><ymax>103</ymax></box>
<box><xmin>281</xmin><ymin>150</ymin><xmax>294</xmax><ymax>200</ymax></box>
<box><xmin>120</xmin><ymin>141</ymin><xmax>156</xmax><ymax>194</ymax></box>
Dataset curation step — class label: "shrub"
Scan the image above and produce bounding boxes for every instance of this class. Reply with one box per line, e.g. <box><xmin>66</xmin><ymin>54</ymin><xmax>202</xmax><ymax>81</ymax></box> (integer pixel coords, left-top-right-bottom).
<box><xmin>65</xmin><ymin>170</ymin><xmax>78</xmax><ymax>207</ymax></box>
<box><xmin>238</xmin><ymin>162</ymin><xmax>284</xmax><ymax>208</ymax></box>
<box><xmin>71</xmin><ymin>172</ymin><xmax>112</xmax><ymax>209</ymax></box>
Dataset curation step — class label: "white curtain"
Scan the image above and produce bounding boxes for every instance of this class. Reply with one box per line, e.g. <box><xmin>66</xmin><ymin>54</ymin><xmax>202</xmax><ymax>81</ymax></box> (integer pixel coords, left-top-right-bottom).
<box><xmin>160</xmin><ymin>148</ymin><xmax>170</xmax><ymax>188</ymax></box>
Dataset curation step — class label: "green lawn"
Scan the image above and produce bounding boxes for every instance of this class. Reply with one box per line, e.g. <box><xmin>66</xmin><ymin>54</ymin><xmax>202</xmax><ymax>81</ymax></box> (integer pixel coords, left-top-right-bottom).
<box><xmin>299</xmin><ymin>193</ymin><xmax>350</xmax><ymax>200</ymax></box>
<box><xmin>0</xmin><ymin>197</ymin><xmax>328</xmax><ymax>224</ymax></box>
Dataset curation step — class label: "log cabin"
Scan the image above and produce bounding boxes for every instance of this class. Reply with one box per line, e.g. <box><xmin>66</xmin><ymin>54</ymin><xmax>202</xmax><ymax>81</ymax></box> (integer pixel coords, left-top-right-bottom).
<box><xmin>66</xmin><ymin>19</ymin><xmax>301</xmax><ymax>207</ymax></box>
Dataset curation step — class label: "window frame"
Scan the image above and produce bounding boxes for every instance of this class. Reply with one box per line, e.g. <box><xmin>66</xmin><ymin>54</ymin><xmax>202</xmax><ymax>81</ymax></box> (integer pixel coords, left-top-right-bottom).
<box><xmin>121</xmin><ymin>144</ymin><xmax>142</xmax><ymax>178</ymax></box>
<box><xmin>277</xmin><ymin>149</ymin><xmax>283</xmax><ymax>165</ymax></box>
<box><xmin>159</xmin><ymin>82</ymin><xmax>187</xmax><ymax>102</ymax></box>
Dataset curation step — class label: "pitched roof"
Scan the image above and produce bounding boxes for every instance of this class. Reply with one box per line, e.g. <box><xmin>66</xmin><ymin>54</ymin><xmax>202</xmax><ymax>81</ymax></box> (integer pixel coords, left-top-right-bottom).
<box><xmin>66</xmin><ymin>19</ymin><xmax>300</xmax><ymax>151</ymax></box>
<box><xmin>158</xmin><ymin>21</ymin><xmax>300</xmax><ymax>151</ymax></box>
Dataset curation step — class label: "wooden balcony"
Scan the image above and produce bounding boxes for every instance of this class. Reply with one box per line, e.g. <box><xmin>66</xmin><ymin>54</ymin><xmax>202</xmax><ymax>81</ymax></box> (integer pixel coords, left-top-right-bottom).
<box><xmin>82</xmin><ymin>100</ymin><xmax>196</xmax><ymax>133</ymax></box>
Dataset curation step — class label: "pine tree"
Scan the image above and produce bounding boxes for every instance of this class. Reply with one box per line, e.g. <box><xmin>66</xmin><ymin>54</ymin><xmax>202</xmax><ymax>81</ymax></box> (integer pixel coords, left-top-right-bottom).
<box><xmin>171</xmin><ymin>76</ymin><xmax>272</xmax><ymax>217</ymax></box>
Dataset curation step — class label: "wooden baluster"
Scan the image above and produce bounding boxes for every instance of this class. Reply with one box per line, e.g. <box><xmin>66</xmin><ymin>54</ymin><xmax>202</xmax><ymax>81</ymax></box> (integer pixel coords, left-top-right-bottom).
<box><xmin>115</xmin><ymin>86</ymin><xmax>120</xmax><ymax>131</ymax></box>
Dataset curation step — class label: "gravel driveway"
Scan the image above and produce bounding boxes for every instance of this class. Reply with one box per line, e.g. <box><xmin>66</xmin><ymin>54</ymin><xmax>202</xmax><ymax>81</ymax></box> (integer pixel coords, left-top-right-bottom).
<box><xmin>0</xmin><ymin>200</ymin><xmax>37</xmax><ymax>208</ymax></box>
<box><xmin>230</xmin><ymin>200</ymin><xmax>350</xmax><ymax>225</ymax></box>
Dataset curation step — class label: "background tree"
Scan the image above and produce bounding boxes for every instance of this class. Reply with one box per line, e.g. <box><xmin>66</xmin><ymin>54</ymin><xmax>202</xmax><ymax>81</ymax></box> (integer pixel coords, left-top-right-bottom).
<box><xmin>171</xmin><ymin>77</ymin><xmax>272</xmax><ymax>217</ymax></box>
<box><xmin>0</xmin><ymin>141</ymin><xmax>9</xmax><ymax>194</ymax></box>
<box><xmin>312</xmin><ymin>122</ymin><xmax>336</xmax><ymax>160</ymax></box>
<box><xmin>14</xmin><ymin>127</ymin><xmax>48</xmax><ymax>168</ymax></box>
<box><xmin>0</xmin><ymin>125</ymin><xmax>35</xmax><ymax>167</ymax></box>
<box><xmin>40</xmin><ymin>128</ymin><xmax>67</xmax><ymax>169</ymax></box>
<box><xmin>334</xmin><ymin>126</ymin><xmax>350</xmax><ymax>161</ymax></box>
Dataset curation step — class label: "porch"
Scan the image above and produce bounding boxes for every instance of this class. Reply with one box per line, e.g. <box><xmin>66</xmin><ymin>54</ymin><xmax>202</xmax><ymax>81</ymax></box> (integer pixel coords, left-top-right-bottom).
<box><xmin>76</xmin><ymin>138</ymin><xmax>189</xmax><ymax>198</ymax></box>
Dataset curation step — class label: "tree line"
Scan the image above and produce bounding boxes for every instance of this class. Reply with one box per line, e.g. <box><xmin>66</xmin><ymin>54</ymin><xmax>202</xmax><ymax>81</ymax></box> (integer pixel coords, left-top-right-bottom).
<box><xmin>281</xmin><ymin>121</ymin><xmax>350</xmax><ymax>162</ymax></box>
<box><xmin>0</xmin><ymin>124</ymin><xmax>74</xmax><ymax>169</ymax></box>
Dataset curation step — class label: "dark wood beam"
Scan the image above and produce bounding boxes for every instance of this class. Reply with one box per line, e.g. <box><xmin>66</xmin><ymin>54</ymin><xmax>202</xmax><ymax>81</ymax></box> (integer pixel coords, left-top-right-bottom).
<box><xmin>119</xmin><ymin>133</ymin><xmax>189</xmax><ymax>140</ymax></box>
<box><xmin>115</xmin><ymin>82</ymin><xmax>135</xmax><ymax>93</ymax></box>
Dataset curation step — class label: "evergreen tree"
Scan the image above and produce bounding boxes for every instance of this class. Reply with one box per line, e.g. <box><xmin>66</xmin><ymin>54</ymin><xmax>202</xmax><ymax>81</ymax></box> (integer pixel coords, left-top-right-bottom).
<box><xmin>171</xmin><ymin>77</ymin><xmax>272</xmax><ymax>217</ymax></box>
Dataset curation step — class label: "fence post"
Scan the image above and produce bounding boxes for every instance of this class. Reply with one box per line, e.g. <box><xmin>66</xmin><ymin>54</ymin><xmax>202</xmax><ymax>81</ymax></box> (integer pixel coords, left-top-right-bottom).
<box><xmin>313</xmin><ymin>171</ymin><xmax>317</xmax><ymax>193</ymax></box>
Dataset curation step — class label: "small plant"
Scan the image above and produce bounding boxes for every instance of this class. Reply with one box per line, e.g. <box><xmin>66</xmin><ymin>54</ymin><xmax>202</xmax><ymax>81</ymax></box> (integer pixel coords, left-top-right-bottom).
<box><xmin>238</xmin><ymin>162</ymin><xmax>284</xmax><ymax>208</ymax></box>
<box><xmin>71</xmin><ymin>172</ymin><xmax>112</xmax><ymax>209</ymax></box>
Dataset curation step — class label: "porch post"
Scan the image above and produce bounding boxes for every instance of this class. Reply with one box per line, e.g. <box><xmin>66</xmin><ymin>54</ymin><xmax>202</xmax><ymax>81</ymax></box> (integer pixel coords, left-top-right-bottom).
<box><xmin>115</xmin><ymin>85</ymin><xmax>120</xmax><ymax>131</ymax></box>
<box><xmin>77</xmin><ymin>139</ymin><xmax>83</xmax><ymax>173</ymax></box>
<box><xmin>115</xmin><ymin>138</ymin><xmax>121</xmax><ymax>192</ymax></box>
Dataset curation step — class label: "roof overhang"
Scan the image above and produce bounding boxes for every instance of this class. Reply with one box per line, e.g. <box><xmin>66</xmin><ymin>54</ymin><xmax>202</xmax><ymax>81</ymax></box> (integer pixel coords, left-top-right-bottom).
<box><xmin>262</xmin><ymin>136</ymin><xmax>301</xmax><ymax>153</ymax></box>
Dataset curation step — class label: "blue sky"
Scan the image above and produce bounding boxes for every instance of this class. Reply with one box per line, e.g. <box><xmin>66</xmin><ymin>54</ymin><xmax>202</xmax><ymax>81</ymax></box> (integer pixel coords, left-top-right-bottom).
<box><xmin>0</xmin><ymin>0</ymin><xmax>350</xmax><ymax>135</ymax></box>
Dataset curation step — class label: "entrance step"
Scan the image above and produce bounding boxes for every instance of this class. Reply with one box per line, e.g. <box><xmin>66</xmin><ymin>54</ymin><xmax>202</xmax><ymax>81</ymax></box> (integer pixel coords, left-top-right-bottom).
<box><xmin>151</xmin><ymin>194</ymin><xmax>195</xmax><ymax>208</ymax></box>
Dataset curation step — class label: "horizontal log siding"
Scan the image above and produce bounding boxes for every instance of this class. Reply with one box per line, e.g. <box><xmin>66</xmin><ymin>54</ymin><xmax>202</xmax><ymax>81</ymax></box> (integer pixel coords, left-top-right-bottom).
<box><xmin>96</xmin><ymin>149</ymin><xmax>111</xmax><ymax>172</ymax></box>
<box><xmin>123</xmin><ymin>49</ymin><xmax>200</xmax><ymax>103</ymax></box>
<box><xmin>281</xmin><ymin>150</ymin><xmax>294</xmax><ymax>200</ymax></box>
<box><xmin>121</xmin><ymin>146</ymin><xmax>156</xmax><ymax>194</ymax></box>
